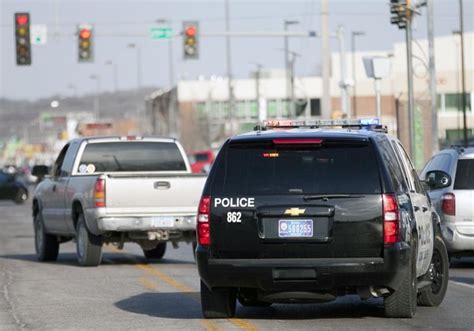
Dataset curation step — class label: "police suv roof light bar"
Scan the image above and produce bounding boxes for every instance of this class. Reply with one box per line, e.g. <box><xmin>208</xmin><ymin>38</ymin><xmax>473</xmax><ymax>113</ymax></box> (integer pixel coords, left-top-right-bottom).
<box><xmin>254</xmin><ymin>118</ymin><xmax>387</xmax><ymax>133</ymax></box>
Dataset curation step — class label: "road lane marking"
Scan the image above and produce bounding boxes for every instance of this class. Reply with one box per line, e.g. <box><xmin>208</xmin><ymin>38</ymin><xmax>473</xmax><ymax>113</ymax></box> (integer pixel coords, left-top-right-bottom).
<box><xmin>449</xmin><ymin>280</ymin><xmax>474</xmax><ymax>290</ymax></box>
<box><xmin>200</xmin><ymin>320</ymin><xmax>223</xmax><ymax>331</ymax></box>
<box><xmin>105</xmin><ymin>246</ymin><xmax>259</xmax><ymax>331</ymax></box>
<box><xmin>139</xmin><ymin>277</ymin><xmax>158</xmax><ymax>291</ymax></box>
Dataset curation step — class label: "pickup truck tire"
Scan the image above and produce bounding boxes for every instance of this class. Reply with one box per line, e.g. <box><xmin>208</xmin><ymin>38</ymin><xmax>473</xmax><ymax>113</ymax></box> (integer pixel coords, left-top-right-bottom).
<box><xmin>76</xmin><ymin>214</ymin><xmax>103</xmax><ymax>267</ymax></box>
<box><xmin>417</xmin><ymin>236</ymin><xmax>449</xmax><ymax>307</ymax></box>
<box><xmin>384</xmin><ymin>240</ymin><xmax>417</xmax><ymax>318</ymax></box>
<box><xmin>34</xmin><ymin>212</ymin><xmax>59</xmax><ymax>261</ymax></box>
<box><xmin>143</xmin><ymin>242</ymin><xmax>166</xmax><ymax>259</ymax></box>
<box><xmin>200</xmin><ymin>280</ymin><xmax>236</xmax><ymax>318</ymax></box>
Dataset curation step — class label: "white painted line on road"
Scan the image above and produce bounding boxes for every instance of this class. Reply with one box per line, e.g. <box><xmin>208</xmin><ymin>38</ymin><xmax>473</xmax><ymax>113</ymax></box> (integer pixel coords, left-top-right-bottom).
<box><xmin>449</xmin><ymin>280</ymin><xmax>474</xmax><ymax>290</ymax></box>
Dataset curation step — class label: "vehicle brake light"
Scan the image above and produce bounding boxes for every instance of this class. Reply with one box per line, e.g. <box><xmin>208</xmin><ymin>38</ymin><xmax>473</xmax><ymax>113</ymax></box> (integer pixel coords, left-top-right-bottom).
<box><xmin>441</xmin><ymin>193</ymin><xmax>455</xmax><ymax>216</ymax></box>
<box><xmin>197</xmin><ymin>196</ymin><xmax>211</xmax><ymax>246</ymax></box>
<box><xmin>94</xmin><ymin>178</ymin><xmax>106</xmax><ymax>208</ymax></box>
<box><xmin>272</xmin><ymin>138</ymin><xmax>323</xmax><ymax>145</ymax></box>
<box><xmin>383</xmin><ymin>194</ymin><xmax>400</xmax><ymax>244</ymax></box>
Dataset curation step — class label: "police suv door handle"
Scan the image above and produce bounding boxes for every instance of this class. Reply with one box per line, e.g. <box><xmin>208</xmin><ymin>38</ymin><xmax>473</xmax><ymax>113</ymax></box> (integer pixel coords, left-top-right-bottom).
<box><xmin>154</xmin><ymin>181</ymin><xmax>171</xmax><ymax>190</ymax></box>
<box><xmin>422</xmin><ymin>206</ymin><xmax>428</xmax><ymax>213</ymax></box>
<box><xmin>413</xmin><ymin>205</ymin><xmax>420</xmax><ymax>212</ymax></box>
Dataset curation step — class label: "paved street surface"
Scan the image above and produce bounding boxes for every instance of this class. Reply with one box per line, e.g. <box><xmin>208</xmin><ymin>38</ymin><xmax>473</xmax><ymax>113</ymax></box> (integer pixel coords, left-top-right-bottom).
<box><xmin>1</xmin><ymin>198</ymin><xmax>473</xmax><ymax>330</ymax></box>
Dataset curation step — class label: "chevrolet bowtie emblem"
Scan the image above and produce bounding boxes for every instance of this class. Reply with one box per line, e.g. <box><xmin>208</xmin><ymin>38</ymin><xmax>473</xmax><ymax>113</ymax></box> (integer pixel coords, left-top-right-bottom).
<box><xmin>284</xmin><ymin>208</ymin><xmax>306</xmax><ymax>216</ymax></box>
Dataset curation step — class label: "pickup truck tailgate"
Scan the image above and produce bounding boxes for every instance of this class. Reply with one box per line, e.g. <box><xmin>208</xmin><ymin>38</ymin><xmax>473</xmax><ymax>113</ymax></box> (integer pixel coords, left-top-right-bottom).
<box><xmin>104</xmin><ymin>173</ymin><xmax>206</xmax><ymax>215</ymax></box>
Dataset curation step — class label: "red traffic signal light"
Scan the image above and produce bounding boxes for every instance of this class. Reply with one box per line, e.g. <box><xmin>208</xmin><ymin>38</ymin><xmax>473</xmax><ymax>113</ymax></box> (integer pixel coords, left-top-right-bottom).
<box><xmin>185</xmin><ymin>26</ymin><xmax>196</xmax><ymax>37</ymax></box>
<box><xmin>183</xmin><ymin>21</ymin><xmax>199</xmax><ymax>60</ymax></box>
<box><xmin>16</xmin><ymin>15</ymin><xmax>29</xmax><ymax>26</ymax></box>
<box><xmin>78</xmin><ymin>24</ymin><xmax>93</xmax><ymax>62</ymax></box>
<box><xmin>79</xmin><ymin>29</ymin><xmax>91</xmax><ymax>39</ymax></box>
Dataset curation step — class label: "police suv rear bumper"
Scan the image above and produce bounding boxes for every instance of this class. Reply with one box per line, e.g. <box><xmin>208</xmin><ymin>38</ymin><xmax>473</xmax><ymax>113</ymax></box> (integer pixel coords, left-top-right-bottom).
<box><xmin>197</xmin><ymin>243</ymin><xmax>411</xmax><ymax>292</ymax></box>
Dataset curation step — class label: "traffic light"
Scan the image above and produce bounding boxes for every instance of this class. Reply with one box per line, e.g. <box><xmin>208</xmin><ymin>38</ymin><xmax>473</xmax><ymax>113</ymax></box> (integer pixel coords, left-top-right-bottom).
<box><xmin>183</xmin><ymin>21</ymin><xmax>199</xmax><ymax>59</ymax></box>
<box><xmin>14</xmin><ymin>13</ymin><xmax>31</xmax><ymax>65</ymax></box>
<box><xmin>390</xmin><ymin>0</ymin><xmax>410</xmax><ymax>29</ymax></box>
<box><xmin>78</xmin><ymin>24</ymin><xmax>93</xmax><ymax>62</ymax></box>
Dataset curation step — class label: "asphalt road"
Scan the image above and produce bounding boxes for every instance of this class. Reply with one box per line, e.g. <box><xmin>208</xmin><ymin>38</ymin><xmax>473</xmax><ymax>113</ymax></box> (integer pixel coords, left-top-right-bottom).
<box><xmin>1</xmin><ymin>199</ymin><xmax>473</xmax><ymax>330</ymax></box>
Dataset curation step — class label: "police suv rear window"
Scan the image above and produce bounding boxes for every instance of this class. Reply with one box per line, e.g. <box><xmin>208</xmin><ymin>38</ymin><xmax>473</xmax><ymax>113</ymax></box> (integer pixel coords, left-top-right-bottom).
<box><xmin>454</xmin><ymin>159</ymin><xmax>474</xmax><ymax>190</ymax></box>
<box><xmin>210</xmin><ymin>140</ymin><xmax>381</xmax><ymax>195</ymax></box>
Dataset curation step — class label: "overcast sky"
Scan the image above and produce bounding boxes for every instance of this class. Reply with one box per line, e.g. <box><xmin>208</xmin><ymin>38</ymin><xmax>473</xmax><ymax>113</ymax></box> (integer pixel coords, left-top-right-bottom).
<box><xmin>0</xmin><ymin>0</ymin><xmax>473</xmax><ymax>100</ymax></box>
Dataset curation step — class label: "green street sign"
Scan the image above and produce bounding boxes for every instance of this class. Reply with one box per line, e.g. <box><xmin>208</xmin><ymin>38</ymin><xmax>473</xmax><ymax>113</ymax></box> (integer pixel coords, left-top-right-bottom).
<box><xmin>150</xmin><ymin>27</ymin><xmax>173</xmax><ymax>40</ymax></box>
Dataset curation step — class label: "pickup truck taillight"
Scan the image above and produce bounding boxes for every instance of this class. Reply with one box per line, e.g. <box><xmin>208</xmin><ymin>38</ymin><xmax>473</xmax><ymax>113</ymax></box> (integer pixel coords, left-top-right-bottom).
<box><xmin>197</xmin><ymin>196</ymin><xmax>211</xmax><ymax>246</ymax></box>
<box><xmin>94</xmin><ymin>178</ymin><xmax>106</xmax><ymax>208</ymax></box>
<box><xmin>383</xmin><ymin>194</ymin><xmax>400</xmax><ymax>244</ymax></box>
<box><xmin>441</xmin><ymin>193</ymin><xmax>455</xmax><ymax>216</ymax></box>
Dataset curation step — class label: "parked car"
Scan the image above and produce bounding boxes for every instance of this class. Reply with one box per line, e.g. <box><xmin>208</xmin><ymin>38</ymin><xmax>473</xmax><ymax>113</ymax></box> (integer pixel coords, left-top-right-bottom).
<box><xmin>190</xmin><ymin>150</ymin><xmax>214</xmax><ymax>174</ymax></box>
<box><xmin>196</xmin><ymin>119</ymin><xmax>449</xmax><ymax>318</ymax></box>
<box><xmin>33</xmin><ymin>136</ymin><xmax>206</xmax><ymax>266</ymax></box>
<box><xmin>420</xmin><ymin>146</ymin><xmax>474</xmax><ymax>260</ymax></box>
<box><xmin>0</xmin><ymin>170</ymin><xmax>28</xmax><ymax>204</ymax></box>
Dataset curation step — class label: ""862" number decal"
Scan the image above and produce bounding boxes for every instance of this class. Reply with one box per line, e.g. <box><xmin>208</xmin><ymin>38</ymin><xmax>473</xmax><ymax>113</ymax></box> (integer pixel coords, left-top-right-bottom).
<box><xmin>227</xmin><ymin>212</ymin><xmax>242</xmax><ymax>223</ymax></box>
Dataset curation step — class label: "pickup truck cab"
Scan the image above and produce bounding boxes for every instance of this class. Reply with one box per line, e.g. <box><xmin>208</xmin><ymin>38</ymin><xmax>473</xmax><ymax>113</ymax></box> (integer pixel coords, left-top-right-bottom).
<box><xmin>33</xmin><ymin>136</ymin><xmax>206</xmax><ymax>266</ymax></box>
<box><xmin>196</xmin><ymin>119</ymin><xmax>449</xmax><ymax>318</ymax></box>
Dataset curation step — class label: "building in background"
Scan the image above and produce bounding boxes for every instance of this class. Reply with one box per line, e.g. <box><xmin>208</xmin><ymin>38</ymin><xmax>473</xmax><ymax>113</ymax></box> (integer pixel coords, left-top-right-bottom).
<box><xmin>147</xmin><ymin>32</ymin><xmax>473</xmax><ymax>169</ymax></box>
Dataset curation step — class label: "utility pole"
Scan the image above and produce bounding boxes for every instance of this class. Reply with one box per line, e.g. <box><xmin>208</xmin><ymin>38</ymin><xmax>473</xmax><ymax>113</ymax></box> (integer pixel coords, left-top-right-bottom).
<box><xmin>459</xmin><ymin>0</ymin><xmax>468</xmax><ymax>146</ymax></box>
<box><xmin>289</xmin><ymin>51</ymin><xmax>300</xmax><ymax>117</ymax></box>
<box><xmin>225</xmin><ymin>0</ymin><xmax>235</xmax><ymax>135</ymax></box>
<box><xmin>427</xmin><ymin>0</ymin><xmax>438</xmax><ymax>153</ymax></box>
<box><xmin>406</xmin><ymin>14</ymin><xmax>416</xmax><ymax>159</ymax></box>
<box><xmin>351</xmin><ymin>31</ymin><xmax>365</xmax><ymax>118</ymax></box>
<box><xmin>284</xmin><ymin>20</ymin><xmax>299</xmax><ymax>117</ymax></box>
<box><xmin>321</xmin><ymin>0</ymin><xmax>331</xmax><ymax>118</ymax></box>
<box><xmin>253</xmin><ymin>63</ymin><xmax>264</xmax><ymax>121</ymax></box>
<box><xmin>336</xmin><ymin>25</ymin><xmax>349</xmax><ymax>117</ymax></box>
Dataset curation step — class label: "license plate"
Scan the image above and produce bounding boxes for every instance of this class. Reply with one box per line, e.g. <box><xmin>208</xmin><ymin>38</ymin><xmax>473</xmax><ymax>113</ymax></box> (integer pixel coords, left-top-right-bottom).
<box><xmin>278</xmin><ymin>219</ymin><xmax>313</xmax><ymax>238</ymax></box>
<box><xmin>151</xmin><ymin>217</ymin><xmax>175</xmax><ymax>228</ymax></box>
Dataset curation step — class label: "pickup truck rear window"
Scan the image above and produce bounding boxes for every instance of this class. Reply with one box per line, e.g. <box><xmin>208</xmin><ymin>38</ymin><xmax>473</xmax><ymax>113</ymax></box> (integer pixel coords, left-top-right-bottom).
<box><xmin>210</xmin><ymin>141</ymin><xmax>381</xmax><ymax>195</ymax></box>
<box><xmin>454</xmin><ymin>159</ymin><xmax>474</xmax><ymax>190</ymax></box>
<box><xmin>78</xmin><ymin>142</ymin><xmax>186</xmax><ymax>172</ymax></box>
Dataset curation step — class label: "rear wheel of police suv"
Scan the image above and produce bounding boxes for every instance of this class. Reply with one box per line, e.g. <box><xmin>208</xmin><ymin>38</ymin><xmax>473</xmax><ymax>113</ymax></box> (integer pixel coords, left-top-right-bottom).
<box><xmin>34</xmin><ymin>212</ymin><xmax>59</xmax><ymax>261</ymax></box>
<box><xmin>76</xmin><ymin>214</ymin><xmax>103</xmax><ymax>267</ymax></box>
<box><xmin>200</xmin><ymin>280</ymin><xmax>236</xmax><ymax>318</ymax></box>
<box><xmin>143</xmin><ymin>242</ymin><xmax>167</xmax><ymax>259</ymax></box>
<box><xmin>384</xmin><ymin>241</ymin><xmax>417</xmax><ymax>318</ymax></box>
<box><xmin>417</xmin><ymin>236</ymin><xmax>449</xmax><ymax>306</ymax></box>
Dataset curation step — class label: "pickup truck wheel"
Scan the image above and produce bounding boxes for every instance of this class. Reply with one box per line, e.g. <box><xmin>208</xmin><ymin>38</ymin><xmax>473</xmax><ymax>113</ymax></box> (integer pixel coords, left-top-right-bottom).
<box><xmin>34</xmin><ymin>212</ymin><xmax>59</xmax><ymax>261</ymax></box>
<box><xmin>384</xmin><ymin>240</ymin><xmax>417</xmax><ymax>318</ymax></box>
<box><xmin>76</xmin><ymin>214</ymin><xmax>103</xmax><ymax>267</ymax></box>
<box><xmin>200</xmin><ymin>280</ymin><xmax>236</xmax><ymax>318</ymax></box>
<box><xmin>143</xmin><ymin>242</ymin><xmax>166</xmax><ymax>259</ymax></box>
<box><xmin>417</xmin><ymin>236</ymin><xmax>449</xmax><ymax>306</ymax></box>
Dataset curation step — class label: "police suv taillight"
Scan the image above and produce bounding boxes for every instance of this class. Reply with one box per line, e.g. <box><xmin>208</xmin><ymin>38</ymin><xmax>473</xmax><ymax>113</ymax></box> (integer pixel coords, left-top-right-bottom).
<box><xmin>197</xmin><ymin>196</ymin><xmax>211</xmax><ymax>246</ymax></box>
<box><xmin>383</xmin><ymin>194</ymin><xmax>400</xmax><ymax>244</ymax></box>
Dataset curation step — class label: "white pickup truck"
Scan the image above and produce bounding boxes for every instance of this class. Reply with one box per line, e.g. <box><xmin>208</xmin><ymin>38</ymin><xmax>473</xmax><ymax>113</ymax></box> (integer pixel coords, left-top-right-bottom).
<box><xmin>32</xmin><ymin>136</ymin><xmax>206</xmax><ymax>266</ymax></box>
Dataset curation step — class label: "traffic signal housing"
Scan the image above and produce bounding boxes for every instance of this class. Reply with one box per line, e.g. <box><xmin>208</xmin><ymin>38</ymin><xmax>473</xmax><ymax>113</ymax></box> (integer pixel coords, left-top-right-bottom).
<box><xmin>15</xmin><ymin>13</ymin><xmax>31</xmax><ymax>65</ymax></box>
<box><xmin>183</xmin><ymin>21</ymin><xmax>199</xmax><ymax>59</ymax></box>
<box><xmin>78</xmin><ymin>24</ymin><xmax>93</xmax><ymax>62</ymax></box>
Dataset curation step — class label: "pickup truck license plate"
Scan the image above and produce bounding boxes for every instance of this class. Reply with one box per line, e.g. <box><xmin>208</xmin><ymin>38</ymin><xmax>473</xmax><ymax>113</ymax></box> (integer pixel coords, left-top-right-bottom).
<box><xmin>151</xmin><ymin>217</ymin><xmax>175</xmax><ymax>228</ymax></box>
<box><xmin>278</xmin><ymin>219</ymin><xmax>313</xmax><ymax>238</ymax></box>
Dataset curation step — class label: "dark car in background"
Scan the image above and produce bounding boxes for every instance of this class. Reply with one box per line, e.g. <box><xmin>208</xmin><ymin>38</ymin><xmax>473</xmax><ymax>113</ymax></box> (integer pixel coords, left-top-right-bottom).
<box><xmin>0</xmin><ymin>170</ymin><xmax>28</xmax><ymax>204</ymax></box>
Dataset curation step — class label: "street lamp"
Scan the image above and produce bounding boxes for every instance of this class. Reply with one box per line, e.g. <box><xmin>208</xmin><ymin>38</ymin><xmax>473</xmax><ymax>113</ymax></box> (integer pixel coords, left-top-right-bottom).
<box><xmin>104</xmin><ymin>60</ymin><xmax>118</xmax><ymax>92</ymax></box>
<box><xmin>351</xmin><ymin>31</ymin><xmax>365</xmax><ymax>118</ymax></box>
<box><xmin>89</xmin><ymin>74</ymin><xmax>101</xmax><ymax>118</ymax></box>
<box><xmin>363</xmin><ymin>56</ymin><xmax>391</xmax><ymax>119</ymax></box>
<box><xmin>127</xmin><ymin>43</ymin><xmax>142</xmax><ymax>89</ymax></box>
<box><xmin>284</xmin><ymin>20</ymin><xmax>299</xmax><ymax>117</ymax></box>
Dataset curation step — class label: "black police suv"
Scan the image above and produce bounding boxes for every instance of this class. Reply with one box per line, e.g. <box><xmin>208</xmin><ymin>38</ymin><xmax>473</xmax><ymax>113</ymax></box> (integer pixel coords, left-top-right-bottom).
<box><xmin>196</xmin><ymin>119</ymin><xmax>449</xmax><ymax>318</ymax></box>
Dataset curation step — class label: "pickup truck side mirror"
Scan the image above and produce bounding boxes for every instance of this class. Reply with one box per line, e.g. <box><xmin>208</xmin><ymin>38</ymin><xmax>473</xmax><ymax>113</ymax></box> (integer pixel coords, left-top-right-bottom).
<box><xmin>32</xmin><ymin>165</ymin><xmax>50</xmax><ymax>177</ymax></box>
<box><xmin>423</xmin><ymin>170</ymin><xmax>452</xmax><ymax>190</ymax></box>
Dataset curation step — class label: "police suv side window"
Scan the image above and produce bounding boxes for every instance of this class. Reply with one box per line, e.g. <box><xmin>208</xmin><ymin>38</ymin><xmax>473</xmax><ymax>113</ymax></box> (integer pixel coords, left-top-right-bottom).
<box><xmin>394</xmin><ymin>142</ymin><xmax>424</xmax><ymax>194</ymax></box>
<box><xmin>378</xmin><ymin>139</ymin><xmax>408</xmax><ymax>193</ymax></box>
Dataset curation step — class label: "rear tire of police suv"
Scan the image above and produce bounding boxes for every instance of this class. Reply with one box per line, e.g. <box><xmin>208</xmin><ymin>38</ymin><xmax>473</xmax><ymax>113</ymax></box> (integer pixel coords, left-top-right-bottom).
<box><xmin>200</xmin><ymin>280</ymin><xmax>236</xmax><ymax>318</ymax></box>
<box><xmin>384</xmin><ymin>240</ymin><xmax>417</xmax><ymax>318</ymax></box>
<box><xmin>417</xmin><ymin>236</ymin><xmax>449</xmax><ymax>307</ymax></box>
<box><xmin>76</xmin><ymin>214</ymin><xmax>103</xmax><ymax>267</ymax></box>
